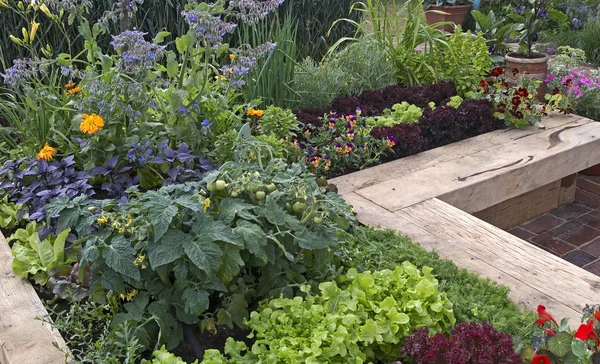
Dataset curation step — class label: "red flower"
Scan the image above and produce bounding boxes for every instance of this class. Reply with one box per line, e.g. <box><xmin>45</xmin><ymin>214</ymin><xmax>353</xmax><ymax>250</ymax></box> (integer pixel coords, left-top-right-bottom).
<box><xmin>511</xmin><ymin>96</ymin><xmax>522</xmax><ymax>106</ymax></box>
<box><xmin>552</xmin><ymin>88</ymin><xmax>561</xmax><ymax>95</ymax></box>
<box><xmin>512</xmin><ymin>68</ymin><xmax>520</xmax><ymax>76</ymax></box>
<box><xmin>480</xmin><ymin>79</ymin><xmax>488</xmax><ymax>88</ymax></box>
<box><xmin>502</xmin><ymin>80</ymin><xmax>509</xmax><ymax>89</ymax></box>
<box><xmin>515</xmin><ymin>111</ymin><xmax>524</xmax><ymax>119</ymax></box>
<box><xmin>575</xmin><ymin>320</ymin><xmax>599</xmax><ymax>341</ymax></box>
<box><xmin>594</xmin><ymin>311</ymin><xmax>600</xmax><ymax>322</ymax></box>
<box><xmin>532</xmin><ymin>355</ymin><xmax>551</xmax><ymax>364</ymax></box>
<box><xmin>515</xmin><ymin>87</ymin><xmax>529</xmax><ymax>97</ymax></box>
<box><xmin>490</xmin><ymin>67</ymin><xmax>504</xmax><ymax>77</ymax></box>
<box><xmin>537</xmin><ymin>305</ymin><xmax>558</xmax><ymax>325</ymax></box>
<box><xmin>542</xmin><ymin>328</ymin><xmax>556</xmax><ymax>336</ymax></box>
<box><xmin>497</xmin><ymin>103</ymin><xmax>507</xmax><ymax>113</ymax></box>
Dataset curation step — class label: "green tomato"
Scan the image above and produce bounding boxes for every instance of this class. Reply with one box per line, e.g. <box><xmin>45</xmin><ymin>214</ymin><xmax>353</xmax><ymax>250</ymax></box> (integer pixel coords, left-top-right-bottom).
<box><xmin>292</xmin><ymin>202</ymin><xmax>306</xmax><ymax>214</ymax></box>
<box><xmin>266</xmin><ymin>183</ymin><xmax>276</xmax><ymax>192</ymax></box>
<box><xmin>231</xmin><ymin>191</ymin><xmax>239</xmax><ymax>198</ymax></box>
<box><xmin>313</xmin><ymin>217</ymin><xmax>323</xmax><ymax>224</ymax></box>
<box><xmin>206</xmin><ymin>182</ymin><xmax>217</xmax><ymax>192</ymax></box>
<box><xmin>215</xmin><ymin>180</ymin><xmax>227</xmax><ymax>191</ymax></box>
<box><xmin>255</xmin><ymin>191</ymin><xmax>266</xmax><ymax>200</ymax></box>
<box><xmin>247</xmin><ymin>185</ymin><xmax>259</xmax><ymax>193</ymax></box>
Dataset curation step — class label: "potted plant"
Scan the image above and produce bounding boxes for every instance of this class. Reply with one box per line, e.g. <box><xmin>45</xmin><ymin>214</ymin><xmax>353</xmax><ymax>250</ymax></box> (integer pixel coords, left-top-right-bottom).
<box><xmin>504</xmin><ymin>0</ymin><xmax>551</xmax><ymax>99</ymax></box>
<box><xmin>423</xmin><ymin>0</ymin><xmax>473</xmax><ymax>32</ymax></box>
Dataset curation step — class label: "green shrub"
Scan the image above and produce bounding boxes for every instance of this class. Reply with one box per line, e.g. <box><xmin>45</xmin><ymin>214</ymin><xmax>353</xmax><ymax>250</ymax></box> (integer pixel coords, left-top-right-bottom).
<box><xmin>336</xmin><ymin>227</ymin><xmax>536</xmax><ymax>340</ymax></box>
<box><xmin>257</xmin><ymin>105</ymin><xmax>300</xmax><ymax>140</ymax></box>
<box><xmin>366</xmin><ymin>102</ymin><xmax>423</xmax><ymax>127</ymax></box>
<box><xmin>554</xmin><ymin>17</ymin><xmax>600</xmax><ymax>66</ymax></box>
<box><xmin>202</xmin><ymin>263</ymin><xmax>455</xmax><ymax>363</ymax></box>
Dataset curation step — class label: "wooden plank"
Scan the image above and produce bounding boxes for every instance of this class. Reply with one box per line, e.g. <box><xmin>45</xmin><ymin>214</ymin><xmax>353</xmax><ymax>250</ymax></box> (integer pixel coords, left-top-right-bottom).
<box><xmin>395</xmin><ymin>198</ymin><xmax>600</xmax><ymax>323</ymax></box>
<box><xmin>473</xmin><ymin>180</ymin><xmax>561</xmax><ymax>230</ymax></box>
<box><xmin>0</xmin><ymin>233</ymin><xmax>70</xmax><ymax>364</ymax></box>
<box><xmin>355</xmin><ymin>118</ymin><xmax>600</xmax><ymax>213</ymax></box>
<box><xmin>330</xmin><ymin>113</ymin><xmax>587</xmax><ymax>194</ymax></box>
<box><xmin>559</xmin><ymin>174</ymin><xmax>577</xmax><ymax>206</ymax></box>
<box><xmin>343</xmin><ymin>192</ymin><xmax>581</xmax><ymax>325</ymax></box>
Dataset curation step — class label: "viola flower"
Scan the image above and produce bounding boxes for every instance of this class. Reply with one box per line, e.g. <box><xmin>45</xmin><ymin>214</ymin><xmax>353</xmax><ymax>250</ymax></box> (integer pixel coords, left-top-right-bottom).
<box><xmin>344</xmin><ymin>143</ymin><xmax>353</xmax><ymax>154</ymax></box>
<box><xmin>66</xmin><ymin>87</ymin><xmax>82</xmax><ymax>96</ymax></box>
<box><xmin>490</xmin><ymin>67</ymin><xmax>503</xmax><ymax>77</ymax></box>
<box><xmin>575</xmin><ymin>320</ymin><xmax>599</xmax><ymax>342</ymax></box>
<box><xmin>515</xmin><ymin>111</ymin><xmax>524</xmax><ymax>119</ymax></box>
<box><xmin>479</xmin><ymin>79</ymin><xmax>489</xmax><ymax>90</ymax></box>
<box><xmin>80</xmin><ymin>113</ymin><xmax>105</xmax><ymax>134</ymax></box>
<box><xmin>552</xmin><ymin>88</ymin><xmax>561</xmax><ymax>95</ymax></box>
<box><xmin>511</xmin><ymin>96</ymin><xmax>522</xmax><ymax>106</ymax></box>
<box><xmin>497</xmin><ymin>103</ymin><xmax>507</xmax><ymax>113</ymax></box>
<box><xmin>512</xmin><ymin>68</ymin><xmax>520</xmax><ymax>76</ymax></box>
<box><xmin>36</xmin><ymin>142</ymin><xmax>57</xmax><ymax>161</ymax></box>
<box><xmin>335</xmin><ymin>143</ymin><xmax>343</xmax><ymax>153</ymax></box>
<box><xmin>328</xmin><ymin>121</ymin><xmax>336</xmax><ymax>130</ymax></box>
<box><xmin>347</xmin><ymin>130</ymin><xmax>355</xmax><ymax>141</ymax></box>
<box><xmin>537</xmin><ymin>305</ymin><xmax>558</xmax><ymax>326</ymax></box>
<box><xmin>532</xmin><ymin>355</ymin><xmax>551</xmax><ymax>364</ymax></box>
<box><xmin>538</xmin><ymin>8</ymin><xmax>548</xmax><ymax>19</ymax></box>
<box><xmin>515</xmin><ymin>87</ymin><xmax>529</xmax><ymax>97</ymax></box>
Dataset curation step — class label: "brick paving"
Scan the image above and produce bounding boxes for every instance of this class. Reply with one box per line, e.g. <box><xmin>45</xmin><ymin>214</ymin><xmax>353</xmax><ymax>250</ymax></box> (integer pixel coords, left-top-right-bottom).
<box><xmin>508</xmin><ymin>174</ymin><xmax>600</xmax><ymax>276</ymax></box>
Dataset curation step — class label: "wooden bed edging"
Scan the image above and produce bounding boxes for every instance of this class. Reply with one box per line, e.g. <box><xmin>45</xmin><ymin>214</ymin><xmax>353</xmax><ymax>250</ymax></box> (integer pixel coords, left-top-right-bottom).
<box><xmin>0</xmin><ymin>233</ymin><xmax>70</xmax><ymax>364</ymax></box>
<box><xmin>333</xmin><ymin>113</ymin><xmax>600</xmax><ymax>324</ymax></box>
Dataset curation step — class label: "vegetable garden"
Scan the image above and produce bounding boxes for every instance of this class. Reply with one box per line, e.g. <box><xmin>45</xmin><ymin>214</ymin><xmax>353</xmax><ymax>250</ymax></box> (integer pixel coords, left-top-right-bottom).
<box><xmin>2</xmin><ymin>0</ymin><xmax>600</xmax><ymax>363</ymax></box>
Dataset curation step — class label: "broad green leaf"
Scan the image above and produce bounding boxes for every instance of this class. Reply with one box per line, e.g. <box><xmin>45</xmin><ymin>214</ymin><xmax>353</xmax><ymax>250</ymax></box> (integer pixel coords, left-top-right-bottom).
<box><xmin>264</xmin><ymin>195</ymin><xmax>286</xmax><ymax>225</ymax></box>
<box><xmin>12</xmin><ymin>244</ymin><xmax>40</xmax><ymax>276</ymax></box>
<box><xmin>549</xmin><ymin>332</ymin><xmax>574</xmax><ymax>357</ymax></box>
<box><xmin>29</xmin><ymin>234</ymin><xmax>54</xmax><ymax>268</ymax></box>
<box><xmin>182</xmin><ymin>288</ymin><xmax>210</xmax><ymax>316</ymax></box>
<box><xmin>233</xmin><ymin>220</ymin><xmax>267</xmax><ymax>262</ymax></box>
<box><xmin>166</xmin><ymin>61</ymin><xmax>178</xmax><ymax>79</ymax></box>
<box><xmin>147</xmin><ymin>229</ymin><xmax>188</xmax><ymax>269</ymax></box>
<box><xmin>175</xmin><ymin>34</ymin><xmax>190</xmax><ymax>53</ymax></box>
<box><xmin>52</xmin><ymin>228</ymin><xmax>70</xmax><ymax>265</ymax></box>
<box><xmin>388</xmin><ymin>308</ymin><xmax>410</xmax><ymax>325</ymax></box>
<box><xmin>104</xmin><ymin>236</ymin><xmax>140</xmax><ymax>281</ymax></box>
<box><xmin>358</xmin><ymin>319</ymin><xmax>379</xmax><ymax>344</ymax></box>
<box><xmin>559</xmin><ymin>317</ymin><xmax>570</xmax><ymax>332</ymax></box>
<box><xmin>218</xmin><ymin>199</ymin><xmax>256</xmax><ymax>224</ymax></box>
<box><xmin>415</xmin><ymin>278</ymin><xmax>435</xmax><ymax>298</ymax></box>
<box><xmin>572</xmin><ymin>338</ymin><xmax>589</xmax><ymax>359</ymax></box>
<box><xmin>153</xmin><ymin>31</ymin><xmax>171</xmax><ymax>43</ymax></box>
<box><xmin>295</xmin><ymin>229</ymin><xmax>330</xmax><ymax>250</ymax></box>
<box><xmin>183</xmin><ymin>234</ymin><xmax>222</xmax><ymax>275</ymax></box>
<box><xmin>218</xmin><ymin>244</ymin><xmax>244</xmax><ymax>283</ymax></box>
<box><xmin>148</xmin><ymin>197</ymin><xmax>178</xmax><ymax>242</ymax></box>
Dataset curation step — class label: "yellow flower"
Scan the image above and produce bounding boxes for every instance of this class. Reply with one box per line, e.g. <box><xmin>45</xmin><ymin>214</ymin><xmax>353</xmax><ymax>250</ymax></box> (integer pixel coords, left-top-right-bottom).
<box><xmin>65</xmin><ymin>82</ymin><xmax>76</xmax><ymax>89</ymax></box>
<box><xmin>36</xmin><ymin>142</ymin><xmax>57</xmax><ymax>161</ymax></box>
<box><xmin>119</xmin><ymin>289</ymin><xmax>139</xmax><ymax>302</ymax></box>
<box><xmin>66</xmin><ymin>87</ymin><xmax>81</xmax><ymax>96</ymax></box>
<box><xmin>134</xmin><ymin>255</ymin><xmax>147</xmax><ymax>269</ymax></box>
<box><xmin>202</xmin><ymin>198</ymin><xmax>211</xmax><ymax>212</ymax></box>
<box><xmin>229</xmin><ymin>53</ymin><xmax>235</xmax><ymax>61</ymax></box>
<box><xmin>29</xmin><ymin>21</ymin><xmax>40</xmax><ymax>44</ymax></box>
<box><xmin>97</xmin><ymin>216</ymin><xmax>108</xmax><ymax>225</ymax></box>
<box><xmin>80</xmin><ymin>113</ymin><xmax>104</xmax><ymax>134</ymax></box>
<box><xmin>247</xmin><ymin>108</ymin><xmax>264</xmax><ymax>117</ymax></box>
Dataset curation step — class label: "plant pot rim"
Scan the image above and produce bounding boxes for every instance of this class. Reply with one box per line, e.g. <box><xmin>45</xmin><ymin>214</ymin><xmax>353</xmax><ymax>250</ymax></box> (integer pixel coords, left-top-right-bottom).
<box><xmin>425</xmin><ymin>4</ymin><xmax>472</xmax><ymax>9</ymax></box>
<box><xmin>505</xmin><ymin>52</ymin><xmax>550</xmax><ymax>63</ymax></box>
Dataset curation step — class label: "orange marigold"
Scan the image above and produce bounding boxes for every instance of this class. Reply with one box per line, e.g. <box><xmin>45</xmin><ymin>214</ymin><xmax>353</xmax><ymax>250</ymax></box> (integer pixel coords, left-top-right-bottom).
<box><xmin>36</xmin><ymin>142</ymin><xmax>57</xmax><ymax>161</ymax></box>
<box><xmin>65</xmin><ymin>82</ymin><xmax>76</xmax><ymax>89</ymax></box>
<box><xmin>247</xmin><ymin>108</ymin><xmax>264</xmax><ymax>117</ymax></box>
<box><xmin>66</xmin><ymin>87</ymin><xmax>82</xmax><ymax>96</ymax></box>
<box><xmin>80</xmin><ymin>113</ymin><xmax>104</xmax><ymax>134</ymax></box>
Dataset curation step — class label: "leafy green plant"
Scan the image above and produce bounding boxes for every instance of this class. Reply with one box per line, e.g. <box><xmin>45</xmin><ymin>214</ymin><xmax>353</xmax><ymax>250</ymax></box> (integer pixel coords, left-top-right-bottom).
<box><xmin>142</xmin><ymin>346</ymin><xmax>198</xmax><ymax>364</ymax></box>
<box><xmin>203</xmin><ymin>263</ymin><xmax>455</xmax><ymax>363</ymax></box>
<box><xmin>434</xmin><ymin>26</ymin><xmax>492</xmax><ymax>96</ymax></box>
<box><xmin>256</xmin><ymin>105</ymin><xmax>300</xmax><ymax>140</ymax></box>
<box><xmin>336</xmin><ymin>227</ymin><xmax>536</xmax><ymax>341</ymax></box>
<box><xmin>366</xmin><ymin>102</ymin><xmax>424</xmax><ymax>127</ymax></box>
<box><xmin>47</xmin><ymin>142</ymin><xmax>357</xmax><ymax>350</ymax></box>
<box><xmin>8</xmin><ymin>222</ymin><xmax>76</xmax><ymax>285</ymax></box>
<box><xmin>423</xmin><ymin>0</ymin><xmax>472</xmax><ymax>7</ymax></box>
<box><xmin>446</xmin><ymin>95</ymin><xmax>464</xmax><ymax>108</ymax></box>
<box><xmin>470</xmin><ymin>9</ymin><xmax>514</xmax><ymax>59</ymax></box>
<box><xmin>0</xmin><ymin>195</ymin><xmax>25</xmax><ymax>229</ymax></box>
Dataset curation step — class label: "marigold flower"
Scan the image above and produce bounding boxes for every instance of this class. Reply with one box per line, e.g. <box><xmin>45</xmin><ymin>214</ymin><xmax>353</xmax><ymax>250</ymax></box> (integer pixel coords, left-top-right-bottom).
<box><xmin>247</xmin><ymin>108</ymin><xmax>264</xmax><ymax>117</ymax></box>
<box><xmin>36</xmin><ymin>142</ymin><xmax>57</xmax><ymax>161</ymax></box>
<box><xmin>65</xmin><ymin>82</ymin><xmax>76</xmax><ymax>89</ymax></box>
<box><xmin>532</xmin><ymin>354</ymin><xmax>551</xmax><ymax>364</ymax></box>
<box><xmin>80</xmin><ymin>113</ymin><xmax>104</xmax><ymax>134</ymax></box>
<box><xmin>66</xmin><ymin>87</ymin><xmax>82</xmax><ymax>96</ymax></box>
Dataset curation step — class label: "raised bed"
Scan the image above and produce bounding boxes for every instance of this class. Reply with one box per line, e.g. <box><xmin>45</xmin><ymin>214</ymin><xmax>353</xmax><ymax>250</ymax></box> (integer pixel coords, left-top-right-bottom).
<box><xmin>0</xmin><ymin>234</ymin><xmax>70</xmax><ymax>364</ymax></box>
<box><xmin>331</xmin><ymin>112</ymin><xmax>600</xmax><ymax>324</ymax></box>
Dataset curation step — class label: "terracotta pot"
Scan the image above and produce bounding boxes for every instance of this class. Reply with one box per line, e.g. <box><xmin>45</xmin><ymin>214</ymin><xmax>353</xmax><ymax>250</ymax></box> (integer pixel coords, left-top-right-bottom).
<box><xmin>504</xmin><ymin>52</ymin><xmax>550</xmax><ymax>102</ymax></box>
<box><xmin>581</xmin><ymin>164</ymin><xmax>600</xmax><ymax>176</ymax></box>
<box><xmin>424</xmin><ymin>5</ymin><xmax>472</xmax><ymax>33</ymax></box>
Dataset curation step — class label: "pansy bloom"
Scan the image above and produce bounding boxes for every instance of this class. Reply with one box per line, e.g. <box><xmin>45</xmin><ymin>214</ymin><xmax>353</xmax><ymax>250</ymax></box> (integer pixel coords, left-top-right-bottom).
<box><xmin>490</xmin><ymin>67</ymin><xmax>503</xmax><ymax>77</ymax></box>
<box><xmin>36</xmin><ymin>142</ymin><xmax>57</xmax><ymax>161</ymax></box>
<box><xmin>80</xmin><ymin>113</ymin><xmax>105</xmax><ymax>134</ymax></box>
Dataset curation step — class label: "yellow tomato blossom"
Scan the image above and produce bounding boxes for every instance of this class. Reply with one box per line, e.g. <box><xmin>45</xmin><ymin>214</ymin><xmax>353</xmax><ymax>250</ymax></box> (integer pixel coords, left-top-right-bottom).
<box><xmin>202</xmin><ymin>198</ymin><xmax>211</xmax><ymax>212</ymax></box>
<box><xmin>80</xmin><ymin>113</ymin><xmax>104</xmax><ymax>134</ymax></box>
<box><xmin>36</xmin><ymin>142</ymin><xmax>57</xmax><ymax>161</ymax></box>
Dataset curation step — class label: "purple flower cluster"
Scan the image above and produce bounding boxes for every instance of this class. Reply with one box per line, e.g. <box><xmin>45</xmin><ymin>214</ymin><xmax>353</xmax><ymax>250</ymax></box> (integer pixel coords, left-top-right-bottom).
<box><xmin>181</xmin><ymin>10</ymin><xmax>237</xmax><ymax>45</ymax></box>
<box><xmin>110</xmin><ymin>29</ymin><xmax>165</xmax><ymax>69</ymax></box>
<box><xmin>0</xmin><ymin>58</ymin><xmax>36</xmax><ymax>88</ymax></box>
<box><xmin>401</xmin><ymin>322</ymin><xmax>521</xmax><ymax>364</ymax></box>
<box><xmin>227</xmin><ymin>0</ymin><xmax>285</xmax><ymax>24</ymax></box>
<box><xmin>0</xmin><ymin>156</ymin><xmax>94</xmax><ymax>221</ymax></box>
<box><xmin>561</xmin><ymin>71</ymin><xmax>600</xmax><ymax>98</ymax></box>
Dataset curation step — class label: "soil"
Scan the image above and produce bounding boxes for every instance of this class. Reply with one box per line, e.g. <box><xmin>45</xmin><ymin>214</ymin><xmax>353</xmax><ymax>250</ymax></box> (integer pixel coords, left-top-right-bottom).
<box><xmin>173</xmin><ymin>324</ymin><xmax>253</xmax><ymax>362</ymax></box>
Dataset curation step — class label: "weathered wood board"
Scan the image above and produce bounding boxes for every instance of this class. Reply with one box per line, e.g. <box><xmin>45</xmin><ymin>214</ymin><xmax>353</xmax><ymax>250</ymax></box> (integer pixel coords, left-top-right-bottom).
<box><xmin>334</xmin><ymin>113</ymin><xmax>600</xmax><ymax>324</ymax></box>
<box><xmin>0</xmin><ymin>233</ymin><xmax>70</xmax><ymax>364</ymax></box>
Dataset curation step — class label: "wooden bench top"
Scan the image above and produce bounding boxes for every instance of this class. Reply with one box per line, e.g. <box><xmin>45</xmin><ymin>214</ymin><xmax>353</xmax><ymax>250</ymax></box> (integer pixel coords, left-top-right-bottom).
<box><xmin>0</xmin><ymin>233</ymin><xmax>70</xmax><ymax>364</ymax></box>
<box><xmin>333</xmin><ymin>113</ymin><xmax>600</xmax><ymax>323</ymax></box>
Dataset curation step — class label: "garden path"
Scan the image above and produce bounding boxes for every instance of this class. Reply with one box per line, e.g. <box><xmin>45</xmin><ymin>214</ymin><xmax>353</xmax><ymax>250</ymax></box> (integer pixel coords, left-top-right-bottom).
<box><xmin>331</xmin><ymin>112</ymin><xmax>600</xmax><ymax>325</ymax></box>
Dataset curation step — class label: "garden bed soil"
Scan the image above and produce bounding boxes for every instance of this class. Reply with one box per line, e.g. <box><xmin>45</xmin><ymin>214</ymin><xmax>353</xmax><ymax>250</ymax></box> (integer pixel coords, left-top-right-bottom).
<box><xmin>331</xmin><ymin>112</ymin><xmax>600</xmax><ymax>325</ymax></box>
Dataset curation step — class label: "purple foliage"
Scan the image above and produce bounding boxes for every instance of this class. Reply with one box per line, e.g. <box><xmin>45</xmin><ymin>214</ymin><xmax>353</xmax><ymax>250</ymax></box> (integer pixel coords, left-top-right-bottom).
<box><xmin>330</xmin><ymin>96</ymin><xmax>362</xmax><ymax>115</ymax></box>
<box><xmin>294</xmin><ymin>108</ymin><xmax>327</xmax><ymax>127</ymax></box>
<box><xmin>0</xmin><ymin>156</ymin><xmax>94</xmax><ymax>221</ymax></box>
<box><xmin>401</xmin><ymin>322</ymin><xmax>521</xmax><ymax>364</ymax></box>
<box><xmin>370</xmin><ymin>124</ymin><xmax>426</xmax><ymax>160</ymax></box>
